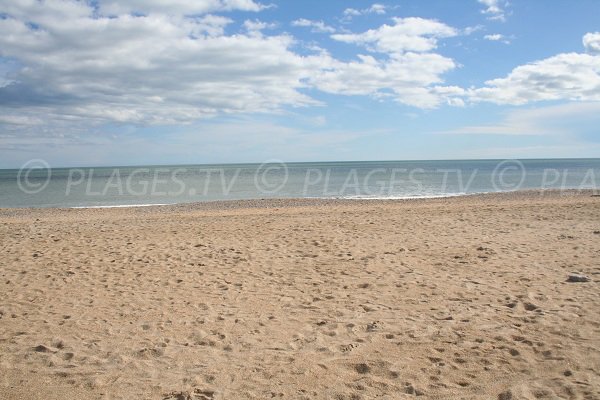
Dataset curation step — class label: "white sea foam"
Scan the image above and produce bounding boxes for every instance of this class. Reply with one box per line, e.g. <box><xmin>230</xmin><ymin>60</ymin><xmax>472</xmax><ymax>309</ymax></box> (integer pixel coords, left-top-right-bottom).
<box><xmin>335</xmin><ymin>192</ymin><xmax>480</xmax><ymax>200</ymax></box>
<box><xmin>70</xmin><ymin>203</ymin><xmax>171</xmax><ymax>209</ymax></box>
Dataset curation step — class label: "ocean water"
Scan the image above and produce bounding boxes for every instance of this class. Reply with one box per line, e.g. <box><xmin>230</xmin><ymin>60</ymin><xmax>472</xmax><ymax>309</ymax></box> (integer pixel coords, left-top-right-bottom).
<box><xmin>0</xmin><ymin>159</ymin><xmax>599</xmax><ymax>208</ymax></box>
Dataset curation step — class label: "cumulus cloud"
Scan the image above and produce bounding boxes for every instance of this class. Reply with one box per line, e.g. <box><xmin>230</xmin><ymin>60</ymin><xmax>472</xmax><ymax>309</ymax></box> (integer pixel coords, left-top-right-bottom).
<box><xmin>367</xmin><ymin>4</ymin><xmax>387</xmax><ymax>15</ymax></box>
<box><xmin>484</xmin><ymin>33</ymin><xmax>510</xmax><ymax>44</ymax></box>
<box><xmin>342</xmin><ymin>8</ymin><xmax>361</xmax><ymax>17</ymax></box>
<box><xmin>317</xmin><ymin>18</ymin><xmax>462</xmax><ymax>108</ymax></box>
<box><xmin>98</xmin><ymin>0</ymin><xmax>266</xmax><ymax>16</ymax></box>
<box><xmin>291</xmin><ymin>18</ymin><xmax>335</xmax><ymax>33</ymax></box>
<box><xmin>0</xmin><ymin>0</ymin><xmax>465</xmax><ymax>135</ymax></box>
<box><xmin>583</xmin><ymin>32</ymin><xmax>600</xmax><ymax>55</ymax></box>
<box><xmin>0</xmin><ymin>0</ymin><xmax>324</xmax><ymax>127</ymax></box>
<box><xmin>484</xmin><ymin>33</ymin><xmax>502</xmax><ymax>41</ymax></box>
<box><xmin>478</xmin><ymin>0</ymin><xmax>507</xmax><ymax>21</ymax></box>
<box><xmin>192</xmin><ymin>15</ymin><xmax>234</xmax><ymax>36</ymax></box>
<box><xmin>243</xmin><ymin>19</ymin><xmax>277</xmax><ymax>35</ymax></box>
<box><xmin>310</xmin><ymin>53</ymin><xmax>461</xmax><ymax>108</ymax></box>
<box><xmin>342</xmin><ymin>3</ymin><xmax>386</xmax><ymax>21</ymax></box>
<box><xmin>469</xmin><ymin>49</ymin><xmax>600</xmax><ymax>104</ymax></box>
<box><xmin>2</xmin><ymin>0</ymin><xmax>596</xmax><ymax>134</ymax></box>
<box><xmin>332</xmin><ymin>17</ymin><xmax>457</xmax><ymax>55</ymax></box>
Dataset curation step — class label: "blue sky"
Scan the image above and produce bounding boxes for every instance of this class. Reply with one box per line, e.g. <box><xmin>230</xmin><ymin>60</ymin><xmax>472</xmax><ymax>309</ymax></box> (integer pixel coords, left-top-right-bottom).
<box><xmin>0</xmin><ymin>0</ymin><xmax>599</xmax><ymax>167</ymax></box>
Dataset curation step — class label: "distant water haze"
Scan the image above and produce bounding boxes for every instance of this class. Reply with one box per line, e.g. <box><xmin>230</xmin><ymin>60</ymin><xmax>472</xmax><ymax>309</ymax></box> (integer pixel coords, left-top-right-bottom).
<box><xmin>1</xmin><ymin>159</ymin><xmax>599</xmax><ymax>208</ymax></box>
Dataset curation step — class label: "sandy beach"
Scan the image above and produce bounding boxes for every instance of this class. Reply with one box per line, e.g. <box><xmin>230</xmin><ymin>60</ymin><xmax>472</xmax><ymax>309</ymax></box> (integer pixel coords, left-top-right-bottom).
<box><xmin>1</xmin><ymin>191</ymin><xmax>599</xmax><ymax>399</ymax></box>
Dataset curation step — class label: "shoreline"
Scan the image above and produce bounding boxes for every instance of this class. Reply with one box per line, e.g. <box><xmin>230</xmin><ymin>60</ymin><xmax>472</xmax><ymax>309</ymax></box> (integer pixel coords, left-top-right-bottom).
<box><xmin>1</xmin><ymin>188</ymin><xmax>597</xmax><ymax>215</ymax></box>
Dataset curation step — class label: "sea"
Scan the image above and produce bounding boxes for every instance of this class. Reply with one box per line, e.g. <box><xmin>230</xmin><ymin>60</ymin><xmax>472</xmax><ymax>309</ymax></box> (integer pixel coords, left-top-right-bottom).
<box><xmin>0</xmin><ymin>159</ymin><xmax>599</xmax><ymax>208</ymax></box>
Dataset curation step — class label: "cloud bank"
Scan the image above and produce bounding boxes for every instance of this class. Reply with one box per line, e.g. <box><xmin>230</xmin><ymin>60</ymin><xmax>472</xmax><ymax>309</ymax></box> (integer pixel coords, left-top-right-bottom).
<box><xmin>0</xmin><ymin>0</ymin><xmax>599</xmax><ymax>138</ymax></box>
<box><xmin>470</xmin><ymin>52</ymin><xmax>600</xmax><ymax>105</ymax></box>
<box><xmin>0</xmin><ymin>0</ymin><xmax>466</xmax><ymax>132</ymax></box>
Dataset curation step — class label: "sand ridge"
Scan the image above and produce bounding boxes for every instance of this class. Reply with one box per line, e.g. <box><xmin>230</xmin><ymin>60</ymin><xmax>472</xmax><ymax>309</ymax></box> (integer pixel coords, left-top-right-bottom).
<box><xmin>0</xmin><ymin>191</ymin><xmax>599</xmax><ymax>399</ymax></box>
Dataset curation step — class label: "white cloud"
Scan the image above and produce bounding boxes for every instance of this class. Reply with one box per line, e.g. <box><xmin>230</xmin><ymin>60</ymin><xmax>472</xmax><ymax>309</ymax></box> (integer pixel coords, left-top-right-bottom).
<box><xmin>243</xmin><ymin>19</ymin><xmax>277</xmax><ymax>35</ymax></box>
<box><xmin>367</xmin><ymin>4</ymin><xmax>387</xmax><ymax>15</ymax></box>
<box><xmin>4</xmin><ymin>0</ymin><xmax>596</xmax><ymax>133</ymax></box>
<box><xmin>583</xmin><ymin>32</ymin><xmax>600</xmax><ymax>55</ymax></box>
<box><xmin>0</xmin><ymin>0</ymin><xmax>465</xmax><ymax>135</ymax></box>
<box><xmin>0</xmin><ymin>114</ymin><xmax>44</xmax><ymax>127</ymax></box>
<box><xmin>463</xmin><ymin>25</ymin><xmax>484</xmax><ymax>35</ymax></box>
<box><xmin>332</xmin><ymin>17</ymin><xmax>457</xmax><ymax>55</ymax></box>
<box><xmin>341</xmin><ymin>3</ymin><xmax>386</xmax><ymax>21</ymax></box>
<box><xmin>343</xmin><ymin>8</ymin><xmax>362</xmax><ymax>17</ymax></box>
<box><xmin>484</xmin><ymin>33</ymin><xmax>502</xmax><ymax>41</ymax></box>
<box><xmin>98</xmin><ymin>0</ymin><xmax>266</xmax><ymax>16</ymax></box>
<box><xmin>311</xmin><ymin>53</ymin><xmax>459</xmax><ymax>104</ymax></box>
<box><xmin>316</xmin><ymin>18</ymin><xmax>462</xmax><ymax>108</ymax></box>
<box><xmin>470</xmin><ymin>49</ymin><xmax>600</xmax><ymax>104</ymax></box>
<box><xmin>192</xmin><ymin>15</ymin><xmax>233</xmax><ymax>36</ymax></box>
<box><xmin>0</xmin><ymin>0</ymin><xmax>324</xmax><ymax>127</ymax></box>
<box><xmin>478</xmin><ymin>0</ymin><xmax>507</xmax><ymax>22</ymax></box>
<box><xmin>484</xmin><ymin>33</ymin><xmax>510</xmax><ymax>44</ymax></box>
<box><xmin>291</xmin><ymin>18</ymin><xmax>335</xmax><ymax>33</ymax></box>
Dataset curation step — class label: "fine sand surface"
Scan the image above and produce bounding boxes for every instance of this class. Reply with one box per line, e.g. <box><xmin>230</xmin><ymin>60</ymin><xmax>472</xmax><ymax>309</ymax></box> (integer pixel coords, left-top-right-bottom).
<box><xmin>1</xmin><ymin>191</ymin><xmax>599</xmax><ymax>399</ymax></box>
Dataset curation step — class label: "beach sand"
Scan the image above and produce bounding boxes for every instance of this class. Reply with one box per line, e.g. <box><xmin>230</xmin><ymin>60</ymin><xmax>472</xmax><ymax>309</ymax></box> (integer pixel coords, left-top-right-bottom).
<box><xmin>1</xmin><ymin>191</ymin><xmax>599</xmax><ymax>399</ymax></box>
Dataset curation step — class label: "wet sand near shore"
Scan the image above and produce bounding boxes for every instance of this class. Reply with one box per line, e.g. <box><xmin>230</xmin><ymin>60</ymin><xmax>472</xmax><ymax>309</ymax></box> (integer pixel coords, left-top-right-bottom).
<box><xmin>1</xmin><ymin>191</ymin><xmax>599</xmax><ymax>399</ymax></box>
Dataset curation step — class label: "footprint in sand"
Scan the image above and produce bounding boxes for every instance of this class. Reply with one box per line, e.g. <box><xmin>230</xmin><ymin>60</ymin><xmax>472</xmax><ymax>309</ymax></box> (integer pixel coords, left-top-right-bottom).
<box><xmin>340</xmin><ymin>343</ymin><xmax>360</xmax><ymax>353</ymax></box>
<box><xmin>163</xmin><ymin>388</ymin><xmax>215</xmax><ymax>400</ymax></box>
<box><xmin>354</xmin><ymin>363</ymin><xmax>370</xmax><ymax>374</ymax></box>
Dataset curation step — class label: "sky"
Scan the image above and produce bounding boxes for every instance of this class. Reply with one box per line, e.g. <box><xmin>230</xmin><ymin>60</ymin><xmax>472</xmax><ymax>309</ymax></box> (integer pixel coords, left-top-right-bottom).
<box><xmin>0</xmin><ymin>0</ymin><xmax>600</xmax><ymax>168</ymax></box>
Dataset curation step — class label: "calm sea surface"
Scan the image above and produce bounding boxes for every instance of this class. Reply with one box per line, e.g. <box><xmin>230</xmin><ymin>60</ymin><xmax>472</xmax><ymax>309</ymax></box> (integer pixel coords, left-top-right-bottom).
<box><xmin>1</xmin><ymin>159</ymin><xmax>599</xmax><ymax>208</ymax></box>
